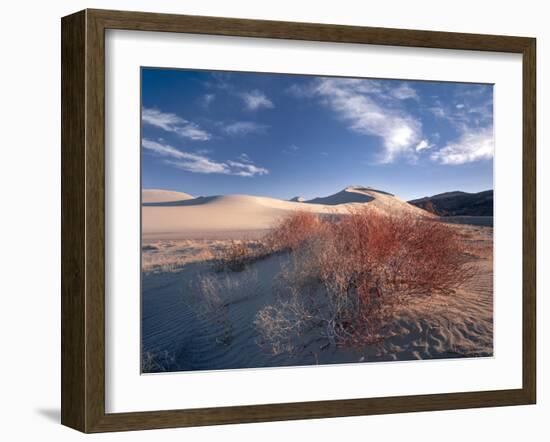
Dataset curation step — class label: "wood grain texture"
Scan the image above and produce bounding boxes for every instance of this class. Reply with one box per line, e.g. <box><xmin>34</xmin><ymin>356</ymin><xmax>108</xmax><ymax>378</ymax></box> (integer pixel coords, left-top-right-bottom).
<box><xmin>84</xmin><ymin>9</ymin><xmax>107</xmax><ymax>432</ymax></box>
<box><xmin>61</xmin><ymin>8</ymin><xmax>537</xmax><ymax>433</ymax></box>
<box><xmin>522</xmin><ymin>38</ymin><xmax>536</xmax><ymax>403</ymax></box>
<box><xmin>61</xmin><ymin>10</ymin><xmax>86</xmax><ymax>432</ymax></box>
<box><xmin>89</xmin><ymin>8</ymin><xmax>532</xmax><ymax>53</ymax></box>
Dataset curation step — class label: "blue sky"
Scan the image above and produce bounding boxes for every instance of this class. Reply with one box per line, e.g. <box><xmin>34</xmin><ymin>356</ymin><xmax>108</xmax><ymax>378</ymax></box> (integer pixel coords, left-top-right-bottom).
<box><xmin>141</xmin><ymin>68</ymin><xmax>493</xmax><ymax>201</ymax></box>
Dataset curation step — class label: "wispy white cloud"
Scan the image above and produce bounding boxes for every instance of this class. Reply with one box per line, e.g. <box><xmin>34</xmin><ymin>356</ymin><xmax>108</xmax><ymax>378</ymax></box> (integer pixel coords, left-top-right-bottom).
<box><xmin>391</xmin><ymin>83</ymin><xmax>419</xmax><ymax>101</ymax></box>
<box><xmin>313</xmin><ymin>78</ymin><xmax>423</xmax><ymax>163</ymax></box>
<box><xmin>287</xmin><ymin>79</ymin><xmax>493</xmax><ymax>165</ymax></box>
<box><xmin>426</xmin><ymin>88</ymin><xmax>493</xmax><ymax>165</ymax></box>
<box><xmin>205</xmin><ymin>74</ymin><xmax>273</xmax><ymax>112</ymax></box>
<box><xmin>200</xmin><ymin>94</ymin><xmax>216</xmax><ymax>108</ymax></box>
<box><xmin>142</xmin><ymin>138</ymin><xmax>188</xmax><ymax>158</ymax></box>
<box><xmin>142</xmin><ymin>139</ymin><xmax>268</xmax><ymax>176</ymax></box>
<box><xmin>430</xmin><ymin>127</ymin><xmax>493</xmax><ymax>165</ymax></box>
<box><xmin>428</xmin><ymin>104</ymin><xmax>447</xmax><ymax>119</ymax></box>
<box><xmin>143</xmin><ymin>139</ymin><xmax>226</xmax><ymax>174</ymax></box>
<box><xmin>226</xmin><ymin>160</ymin><xmax>270</xmax><ymax>177</ymax></box>
<box><xmin>282</xmin><ymin>144</ymin><xmax>300</xmax><ymax>155</ymax></box>
<box><xmin>428</xmin><ymin>93</ymin><xmax>493</xmax><ymax>130</ymax></box>
<box><xmin>415</xmin><ymin>139</ymin><xmax>432</xmax><ymax>152</ymax></box>
<box><xmin>203</xmin><ymin>72</ymin><xmax>235</xmax><ymax>92</ymax></box>
<box><xmin>142</xmin><ymin>107</ymin><xmax>211</xmax><ymax>141</ymax></box>
<box><xmin>223</xmin><ymin>121</ymin><xmax>268</xmax><ymax>136</ymax></box>
<box><xmin>286</xmin><ymin>83</ymin><xmax>310</xmax><ymax>98</ymax></box>
<box><xmin>241</xmin><ymin>90</ymin><xmax>274</xmax><ymax>111</ymax></box>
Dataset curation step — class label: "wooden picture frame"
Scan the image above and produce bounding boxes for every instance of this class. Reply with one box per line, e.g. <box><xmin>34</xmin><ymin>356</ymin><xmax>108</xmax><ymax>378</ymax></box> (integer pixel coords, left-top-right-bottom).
<box><xmin>61</xmin><ymin>8</ymin><xmax>536</xmax><ymax>433</ymax></box>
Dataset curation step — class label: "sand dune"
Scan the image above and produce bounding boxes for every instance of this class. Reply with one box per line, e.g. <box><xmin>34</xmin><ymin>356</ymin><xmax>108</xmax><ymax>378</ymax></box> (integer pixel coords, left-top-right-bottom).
<box><xmin>142</xmin><ymin>189</ymin><xmax>194</xmax><ymax>203</ymax></box>
<box><xmin>142</xmin><ymin>185</ymin><xmax>430</xmax><ymax>239</ymax></box>
<box><xmin>142</xmin><ymin>194</ymin><xmax>338</xmax><ymax>239</ymax></box>
<box><xmin>305</xmin><ymin>185</ymin><xmax>427</xmax><ymax>216</ymax></box>
<box><xmin>306</xmin><ymin>185</ymin><xmax>384</xmax><ymax>204</ymax></box>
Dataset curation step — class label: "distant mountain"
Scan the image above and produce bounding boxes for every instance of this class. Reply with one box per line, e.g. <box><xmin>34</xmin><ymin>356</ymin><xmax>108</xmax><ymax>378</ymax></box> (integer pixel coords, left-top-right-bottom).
<box><xmin>408</xmin><ymin>190</ymin><xmax>493</xmax><ymax>216</ymax></box>
<box><xmin>289</xmin><ymin>196</ymin><xmax>305</xmax><ymax>202</ymax></box>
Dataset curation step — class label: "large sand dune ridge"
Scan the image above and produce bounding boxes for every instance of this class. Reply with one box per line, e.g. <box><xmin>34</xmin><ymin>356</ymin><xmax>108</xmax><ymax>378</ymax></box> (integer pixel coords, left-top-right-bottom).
<box><xmin>142</xmin><ymin>185</ymin><xmax>430</xmax><ymax>239</ymax></box>
<box><xmin>142</xmin><ymin>189</ymin><xmax>194</xmax><ymax>203</ymax></box>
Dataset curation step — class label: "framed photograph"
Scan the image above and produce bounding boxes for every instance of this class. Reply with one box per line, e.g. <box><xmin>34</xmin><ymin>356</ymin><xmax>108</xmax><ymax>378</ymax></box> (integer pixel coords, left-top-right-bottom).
<box><xmin>61</xmin><ymin>9</ymin><xmax>536</xmax><ymax>433</ymax></box>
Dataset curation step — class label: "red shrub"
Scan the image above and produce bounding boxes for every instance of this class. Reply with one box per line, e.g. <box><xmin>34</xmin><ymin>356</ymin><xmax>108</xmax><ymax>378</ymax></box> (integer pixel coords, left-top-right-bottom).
<box><xmin>263</xmin><ymin>211</ymin><xmax>323</xmax><ymax>252</ymax></box>
<box><xmin>317</xmin><ymin>207</ymin><xmax>472</xmax><ymax>346</ymax></box>
<box><xmin>256</xmin><ymin>207</ymin><xmax>474</xmax><ymax>352</ymax></box>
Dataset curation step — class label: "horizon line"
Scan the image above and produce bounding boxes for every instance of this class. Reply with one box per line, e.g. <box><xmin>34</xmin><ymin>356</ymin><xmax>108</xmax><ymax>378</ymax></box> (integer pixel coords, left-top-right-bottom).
<box><xmin>142</xmin><ymin>185</ymin><xmax>494</xmax><ymax>202</ymax></box>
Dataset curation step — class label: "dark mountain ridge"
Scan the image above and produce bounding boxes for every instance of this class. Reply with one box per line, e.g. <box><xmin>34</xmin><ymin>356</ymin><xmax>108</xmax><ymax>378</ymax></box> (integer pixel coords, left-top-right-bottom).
<box><xmin>408</xmin><ymin>190</ymin><xmax>493</xmax><ymax>216</ymax></box>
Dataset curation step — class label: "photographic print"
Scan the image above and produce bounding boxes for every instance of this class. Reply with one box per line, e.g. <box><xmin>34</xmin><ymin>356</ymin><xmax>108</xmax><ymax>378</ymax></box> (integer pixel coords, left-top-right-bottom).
<box><xmin>140</xmin><ymin>68</ymin><xmax>494</xmax><ymax>374</ymax></box>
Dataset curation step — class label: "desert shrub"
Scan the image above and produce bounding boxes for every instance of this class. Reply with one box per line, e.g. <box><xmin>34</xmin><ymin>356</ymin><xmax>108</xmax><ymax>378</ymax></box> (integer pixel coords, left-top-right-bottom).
<box><xmin>212</xmin><ymin>213</ymin><xmax>325</xmax><ymax>273</ymax></box>
<box><xmin>213</xmin><ymin>240</ymin><xmax>261</xmax><ymax>272</ymax></box>
<box><xmin>141</xmin><ymin>350</ymin><xmax>177</xmax><ymax>373</ymax></box>
<box><xmin>218</xmin><ymin>241</ymin><xmax>249</xmax><ymax>272</ymax></box>
<box><xmin>186</xmin><ymin>269</ymin><xmax>258</xmax><ymax>313</ymax></box>
<box><xmin>185</xmin><ymin>268</ymin><xmax>260</xmax><ymax>346</ymax></box>
<box><xmin>255</xmin><ymin>207</ymin><xmax>474</xmax><ymax>353</ymax></box>
<box><xmin>263</xmin><ymin>211</ymin><xmax>324</xmax><ymax>253</ymax></box>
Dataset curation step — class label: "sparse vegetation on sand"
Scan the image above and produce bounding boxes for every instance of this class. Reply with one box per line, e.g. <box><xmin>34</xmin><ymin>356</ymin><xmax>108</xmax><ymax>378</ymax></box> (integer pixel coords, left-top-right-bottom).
<box><xmin>213</xmin><ymin>240</ymin><xmax>264</xmax><ymax>272</ymax></box>
<box><xmin>141</xmin><ymin>204</ymin><xmax>490</xmax><ymax>371</ymax></box>
<box><xmin>253</xmin><ymin>209</ymin><xmax>474</xmax><ymax>354</ymax></box>
<box><xmin>209</xmin><ymin>213</ymin><xmax>329</xmax><ymax>273</ymax></box>
<box><xmin>141</xmin><ymin>350</ymin><xmax>177</xmax><ymax>373</ymax></box>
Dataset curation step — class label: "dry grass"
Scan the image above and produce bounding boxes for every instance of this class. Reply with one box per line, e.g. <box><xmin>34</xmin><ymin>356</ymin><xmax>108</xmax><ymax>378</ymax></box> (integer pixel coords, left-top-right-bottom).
<box><xmin>210</xmin><ymin>213</ymin><xmax>325</xmax><ymax>272</ymax></box>
<box><xmin>212</xmin><ymin>240</ymin><xmax>264</xmax><ymax>272</ymax></box>
<box><xmin>141</xmin><ymin>350</ymin><xmax>177</xmax><ymax>373</ymax></box>
<box><xmin>255</xmin><ymin>207</ymin><xmax>475</xmax><ymax>354</ymax></box>
<box><xmin>211</xmin><ymin>212</ymin><xmax>324</xmax><ymax>274</ymax></box>
<box><xmin>184</xmin><ymin>267</ymin><xmax>260</xmax><ymax>346</ymax></box>
<box><xmin>142</xmin><ymin>240</ymin><xmax>216</xmax><ymax>273</ymax></box>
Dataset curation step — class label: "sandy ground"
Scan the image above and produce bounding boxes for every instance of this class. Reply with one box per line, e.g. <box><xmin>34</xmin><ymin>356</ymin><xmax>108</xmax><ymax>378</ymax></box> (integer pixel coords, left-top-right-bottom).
<box><xmin>383</xmin><ymin>224</ymin><xmax>493</xmax><ymax>360</ymax></box>
<box><xmin>141</xmin><ymin>222</ymin><xmax>493</xmax><ymax>372</ymax></box>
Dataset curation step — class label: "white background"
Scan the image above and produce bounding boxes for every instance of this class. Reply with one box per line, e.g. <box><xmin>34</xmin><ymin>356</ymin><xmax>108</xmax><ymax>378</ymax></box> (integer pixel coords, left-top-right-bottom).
<box><xmin>106</xmin><ymin>30</ymin><xmax>522</xmax><ymax>413</ymax></box>
<box><xmin>0</xmin><ymin>0</ymin><xmax>547</xmax><ymax>440</ymax></box>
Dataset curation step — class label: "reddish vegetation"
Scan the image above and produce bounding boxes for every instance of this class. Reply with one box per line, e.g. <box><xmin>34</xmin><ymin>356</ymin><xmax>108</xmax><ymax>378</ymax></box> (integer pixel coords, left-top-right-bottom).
<box><xmin>215</xmin><ymin>212</ymin><xmax>324</xmax><ymax>272</ymax></box>
<box><xmin>263</xmin><ymin>211</ymin><xmax>323</xmax><ymax>252</ymax></box>
<box><xmin>256</xmin><ymin>208</ymin><xmax>474</xmax><ymax>353</ymax></box>
<box><xmin>318</xmin><ymin>208</ymin><xmax>472</xmax><ymax>346</ymax></box>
